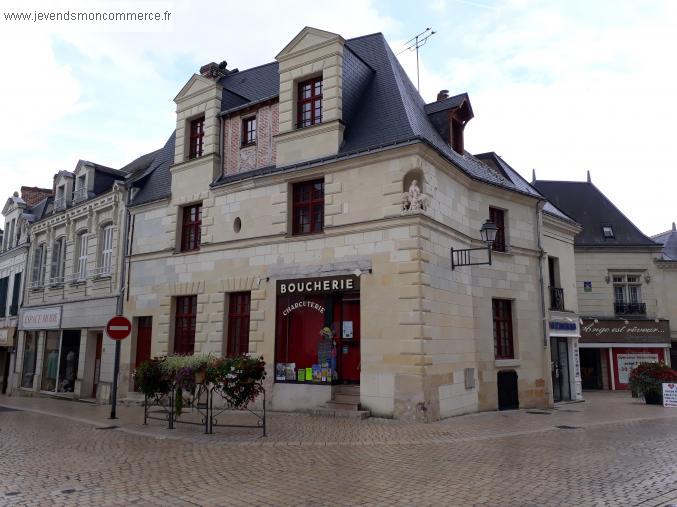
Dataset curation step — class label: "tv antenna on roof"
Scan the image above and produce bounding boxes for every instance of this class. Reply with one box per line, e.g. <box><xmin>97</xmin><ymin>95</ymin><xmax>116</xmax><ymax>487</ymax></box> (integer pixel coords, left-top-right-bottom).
<box><xmin>398</xmin><ymin>27</ymin><xmax>436</xmax><ymax>92</ymax></box>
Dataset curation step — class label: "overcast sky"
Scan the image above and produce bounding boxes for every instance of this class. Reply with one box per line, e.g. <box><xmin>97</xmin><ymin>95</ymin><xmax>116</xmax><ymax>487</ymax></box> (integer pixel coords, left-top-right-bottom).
<box><xmin>0</xmin><ymin>0</ymin><xmax>674</xmax><ymax>235</ymax></box>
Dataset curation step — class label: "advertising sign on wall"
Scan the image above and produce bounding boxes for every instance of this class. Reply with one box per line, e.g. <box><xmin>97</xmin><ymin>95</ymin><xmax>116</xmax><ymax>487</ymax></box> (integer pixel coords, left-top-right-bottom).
<box><xmin>580</xmin><ymin>319</ymin><xmax>670</xmax><ymax>344</ymax></box>
<box><xmin>617</xmin><ymin>353</ymin><xmax>659</xmax><ymax>384</ymax></box>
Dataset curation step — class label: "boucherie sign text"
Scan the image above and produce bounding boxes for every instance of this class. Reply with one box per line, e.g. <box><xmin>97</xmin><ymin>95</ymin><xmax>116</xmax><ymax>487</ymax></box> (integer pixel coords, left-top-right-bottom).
<box><xmin>21</xmin><ymin>306</ymin><xmax>62</xmax><ymax>330</ymax></box>
<box><xmin>277</xmin><ymin>275</ymin><xmax>359</xmax><ymax>295</ymax></box>
<box><xmin>580</xmin><ymin>318</ymin><xmax>670</xmax><ymax>344</ymax></box>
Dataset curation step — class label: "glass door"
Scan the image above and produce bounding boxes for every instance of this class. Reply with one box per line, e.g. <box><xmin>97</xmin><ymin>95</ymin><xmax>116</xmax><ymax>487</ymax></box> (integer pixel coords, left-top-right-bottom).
<box><xmin>551</xmin><ymin>337</ymin><xmax>571</xmax><ymax>402</ymax></box>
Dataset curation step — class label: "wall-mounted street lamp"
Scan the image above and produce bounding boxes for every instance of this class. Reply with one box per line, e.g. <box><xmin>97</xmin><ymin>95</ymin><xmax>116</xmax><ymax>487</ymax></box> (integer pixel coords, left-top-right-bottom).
<box><xmin>451</xmin><ymin>220</ymin><xmax>498</xmax><ymax>270</ymax></box>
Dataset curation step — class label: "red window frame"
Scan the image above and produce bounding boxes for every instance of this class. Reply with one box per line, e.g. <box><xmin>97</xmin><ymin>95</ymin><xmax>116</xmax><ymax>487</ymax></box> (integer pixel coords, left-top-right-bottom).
<box><xmin>181</xmin><ymin>204</ymin><xmax>202</xmax><ymax>252</ymax></box>
<box><xmin>489</xmin><ymin>207</ymin><xmax>506</xmax><ymax>252</ymax></box>
<box><xmin>241</xmin><ymin>116</ymin><xmax>257</xmax><ymax>146</ymax></box>
<box><xmin>292</xmin><ymin>179</ymin><xmax>324</xmax><ymax>236</ymax></box>
<box><xmin>227</xmin><ymin>292</ymin><xmax>251</xmax><ymax>357</ymax></box>
<box><xmin>297</xmin><ymin>77</ymin><xmax>322</xmax><ymax>128</ymax></box>
<box><xmin>174</xmin><ymin>296</ymin><xmax>197</xmax><ymax>355</ymax></box>
<box><xmin>493</xmin><ymin>299</ymin><xmax>514</xmax><ymax>359</ymax></box>
<box><xmin>188</xmin><ymin>117</ymin><xmax>204</xmax><ymax>159</ymax></box>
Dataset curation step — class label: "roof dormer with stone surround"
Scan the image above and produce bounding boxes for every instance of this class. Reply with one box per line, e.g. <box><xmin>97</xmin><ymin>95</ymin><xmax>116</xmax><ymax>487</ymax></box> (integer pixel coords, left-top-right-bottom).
<box><xmin>275</xmin><ymin>27</ymin><xmax>346</xmax><ymax>166</ymax></box>
<box><xmin>172</xmin><ymin>67</ymin><xmax>225</xmax><ymax>192</ymax></box>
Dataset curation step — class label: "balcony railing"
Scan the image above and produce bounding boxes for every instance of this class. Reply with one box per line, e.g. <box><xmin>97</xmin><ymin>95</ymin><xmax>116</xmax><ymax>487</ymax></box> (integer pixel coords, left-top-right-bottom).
<box><xmin>73</xmin><ymin>187</ymin><xmax>88</xmax><ymax>203</ymax></box>
<box><xmin>614</xmin><ymin>302</ymin><xmax>647</xmax><ymax>315</ymax></box>
<box><xmin>549</xmin><ymin>286</ymin><xmax>565</xmax><ymax>311</ymax></box>
<box><xmin>53</xmin><ymin>196</ymin><xmax>67</xmax><ymax>211</ymax></box>
<box><xmin>29</xmin><ymin>279</ymin><xmax>44</xmax><ymax>290</ymax></box>
<box><xmin>91</xmin><ymin>265</ymin><xmax>113</xmax><ymax>278</ymax></box>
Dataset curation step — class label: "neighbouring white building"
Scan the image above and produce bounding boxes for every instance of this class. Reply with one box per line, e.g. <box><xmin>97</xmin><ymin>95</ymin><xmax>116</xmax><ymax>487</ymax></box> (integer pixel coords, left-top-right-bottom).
<box><xmin>14</xmin><ymin>155</ymin><xmax>157</xmax><ymax>402</ymax></box>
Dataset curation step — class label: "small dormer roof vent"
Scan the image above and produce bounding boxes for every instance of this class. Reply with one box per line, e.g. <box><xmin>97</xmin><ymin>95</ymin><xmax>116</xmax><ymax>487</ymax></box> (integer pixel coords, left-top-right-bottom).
<box><xmin>437</xmin><ymin>89</ymin><xmax>449</xmax><ymax>101</ymax></box>
<box><xmin>199</xmin><ymin>60</ymin><xmax>237</xmax><ymax>80</ymax></box>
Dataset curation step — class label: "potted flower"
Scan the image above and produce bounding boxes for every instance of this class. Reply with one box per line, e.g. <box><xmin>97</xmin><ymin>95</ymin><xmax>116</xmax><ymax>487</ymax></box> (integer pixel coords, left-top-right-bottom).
<box><xmin>628</xmin><ymin>362</ymin><xmax>677</xmax><ymax>405</ymax></box>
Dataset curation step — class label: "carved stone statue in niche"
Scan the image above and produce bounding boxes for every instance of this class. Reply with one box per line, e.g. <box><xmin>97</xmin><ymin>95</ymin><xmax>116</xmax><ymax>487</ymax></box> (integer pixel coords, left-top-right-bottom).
<box><xmin>402</xmin><ymin>179</ymin><xmax>428</xmax><ymax>212</ymax></box>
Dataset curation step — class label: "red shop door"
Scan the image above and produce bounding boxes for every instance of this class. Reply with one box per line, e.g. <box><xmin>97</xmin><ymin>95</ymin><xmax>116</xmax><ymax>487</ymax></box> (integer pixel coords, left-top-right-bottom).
<box><xmin>136</xmin><ymin>317</ymin><xmax>152</xmax><ymax>368</ymax></box>
<box><xmin>338</xmin><ymin>298</ymin><xmax>360</xmax><ymax>383</ymax></box>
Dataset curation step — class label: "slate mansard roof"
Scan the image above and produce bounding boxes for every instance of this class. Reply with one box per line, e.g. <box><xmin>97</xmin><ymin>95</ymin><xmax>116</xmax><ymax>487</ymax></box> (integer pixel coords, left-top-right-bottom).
<box><xmin>533</xmin><ymin>180</ymin><xmax>659</xmax><ymax>248</ymax></box>
<box><xmin>135</xmin><ymin>31</ymin><xmax>553</xmax><ymax>206</ymax></box>
<box><xmin>652</xmin><ymin>224</ymin><xmax>677</xmax><ymax>261</ymax></box>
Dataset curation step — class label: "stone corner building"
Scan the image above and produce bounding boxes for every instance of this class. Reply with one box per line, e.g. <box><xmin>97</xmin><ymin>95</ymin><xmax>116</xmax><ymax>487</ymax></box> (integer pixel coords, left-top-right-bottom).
<box><xmin>114</xmin><ymin>27</ymin><xmax>581</xmax><ymax>421</ymax></box>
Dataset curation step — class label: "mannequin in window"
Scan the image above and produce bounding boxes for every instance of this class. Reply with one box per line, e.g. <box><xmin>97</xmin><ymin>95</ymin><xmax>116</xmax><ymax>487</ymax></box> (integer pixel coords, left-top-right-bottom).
<box><xmin>64</xmin><ymin>349</ymin><xmax>77</xmax><ymax>392</ymax></box>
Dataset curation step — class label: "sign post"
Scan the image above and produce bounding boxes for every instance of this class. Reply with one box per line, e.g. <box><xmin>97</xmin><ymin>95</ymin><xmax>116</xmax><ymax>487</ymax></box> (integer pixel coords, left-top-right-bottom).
<box><xmin>106</xmin><ymin>315</ymin><xmax>132</xmax><ymax>419</ymax></box>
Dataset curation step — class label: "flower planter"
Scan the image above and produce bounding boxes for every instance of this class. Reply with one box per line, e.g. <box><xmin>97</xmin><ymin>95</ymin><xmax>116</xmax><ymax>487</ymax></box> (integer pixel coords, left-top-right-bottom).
<box><xmin>644</xmin><ymin>391</ymin><xmax>663</xmax><ymax>405</ymax></box>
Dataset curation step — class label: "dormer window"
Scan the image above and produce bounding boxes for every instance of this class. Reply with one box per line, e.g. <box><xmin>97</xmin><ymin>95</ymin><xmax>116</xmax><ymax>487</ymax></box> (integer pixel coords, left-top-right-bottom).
<box><xmin>297</xmin><ymin>77</ymin><xmax>322</xmax><ymax>128</ymax></box>
<box><xmin>242</xmin><ymin>116</ymin><xmax>257</xmax><ymax>146</ymax></box>
<box><xmin>602</xmin><ymin>226</ymin><xmax>614</xmax><ymax>239</ymax></box>
<box><xmin>188</xmin><ymin>116</ymin><xmax>205</xmax><ymax>159</ymax></box>
<box><xmin>54</xmin><ymin>185</ymin><xmax>66</xmax><ymax>211</ymax></box>
<box><xmin>74</xmin><ymin>174</ymin><xmax>87</xmax><ymax>203</ymax></box>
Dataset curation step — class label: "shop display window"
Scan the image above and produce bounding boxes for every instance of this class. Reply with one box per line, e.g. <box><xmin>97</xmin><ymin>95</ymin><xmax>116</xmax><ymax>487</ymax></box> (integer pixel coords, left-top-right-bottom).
<box><xmin>20</xmin><ymin>331</ymin><xmax>37</xmax><ymax>389</ymax></box>
<box><xmin>41</xmin><ymin>331</ymin><xmax>60</xmax><ymax>391</ymax></box>
<box><xmin>275</xmin><ymin>286</ymin><xmax>360</xmax><ymax>384</ymax></box>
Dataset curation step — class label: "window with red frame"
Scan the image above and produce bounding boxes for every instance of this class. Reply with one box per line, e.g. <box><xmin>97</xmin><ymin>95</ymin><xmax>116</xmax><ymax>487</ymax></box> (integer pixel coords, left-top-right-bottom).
<box><xmin>493</xmin><ymin>299</ymin><xmax>514</xmax><ymax>359</ymax></box>
<box><xmin>226</xmin><ymin>292</ymin><xmax>251</xmax><ymax>357</ymax></box>
<box><xmin>292</xmin><ymin>179</ymin><xmax>324</xmax><ymax>235</ymax></box>
<box><xmin>297</xmin><ymin>78</ymin><xmax>322</xmax><ymax>128</ymax></box>
<box><xmin>489</xmin><ymin>207</ymin><xmax>506</xmax><ymax>252</ymax></box>
<box><xmin>181</xmin><ymin>204</ymin><xmax>202</xmax><ymax>252</ymax></box>
<box><xmin>188</xmin><ymin>116</ymin><xmax>204</xmax><ymax>159</ymax></box>
<box><xmin>241</xmin><ymin>116</ymin><xmax>256</xmax><ymax>146</ymax></box>
<box><xmin>174</xmin><ymin>295</ymin><xmax>197</xmax><ymax>355</ymax></box>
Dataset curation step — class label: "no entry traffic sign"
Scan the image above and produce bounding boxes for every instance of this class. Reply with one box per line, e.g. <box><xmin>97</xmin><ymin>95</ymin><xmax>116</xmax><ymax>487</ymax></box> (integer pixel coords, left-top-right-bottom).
<box><xmin>106</xmin><ymin>315</ymin><xmax>132</xmax><ymax>341</ymax></box>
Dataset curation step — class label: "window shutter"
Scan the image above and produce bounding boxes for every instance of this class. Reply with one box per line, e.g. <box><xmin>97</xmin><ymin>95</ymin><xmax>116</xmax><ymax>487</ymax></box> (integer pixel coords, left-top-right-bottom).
<box><xmin>0</xmin><ymin>278</ymin><xmax>8</xmax><ymax>318</ymax></box>
<box><xmin>77</xmin><ymin>233</ymin><xmax>88</xmax><ymax>280</ymax></box>
<box><xmin>10</xmin><ymin>272</ymin><xmax>21</xmax><ymax>314</ymax></box>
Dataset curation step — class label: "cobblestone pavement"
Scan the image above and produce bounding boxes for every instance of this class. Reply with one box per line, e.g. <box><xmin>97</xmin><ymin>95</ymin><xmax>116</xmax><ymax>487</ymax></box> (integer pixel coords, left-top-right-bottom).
<box><xmin>0</xmin><ymin>392</ymin><xmax>676</xmax><ymax>506</ymax></box>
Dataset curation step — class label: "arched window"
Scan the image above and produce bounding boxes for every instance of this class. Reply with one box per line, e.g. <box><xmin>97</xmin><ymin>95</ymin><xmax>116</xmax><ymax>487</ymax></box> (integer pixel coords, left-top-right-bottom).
<box><xmin>98</xmin><ymin>224</ymin><xmax>114</xmax><ymax>276</ymax></box>
<box><xmin>50</xmin><ymin>237</ymin><xmax>66</xmax><ymax>284</ymax></box>
<box><xmin>31</xmin><ymin>243</ymin><xmax>46</xmax><ymax>288</ymax></box>
<box><xmin>75</xmin><ymin>231</ymin><xmax>88</xmax><ymax>281</ymax></box>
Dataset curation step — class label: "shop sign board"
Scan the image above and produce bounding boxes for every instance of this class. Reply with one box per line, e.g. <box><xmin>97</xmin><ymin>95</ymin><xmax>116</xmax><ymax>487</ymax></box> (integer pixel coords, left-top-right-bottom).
<box><xmin>663</xmin><ymin>384</ymin><xmax>677</xmax><ymax>408</ymax></box>
<box><xmin>617</xmin><ymin>353</ymin><xmax>659</xmax><ymax>384</ymax></box>
<box><xmin>580</xmin><ymin>319</ymin><xmax>670</xmax><ymax>344</ymax></box>
<box><xmin>20</xmin><ymin>306</ymin><xmax>62</xmax><ymax>330</ymax></box>
<box><xmin>277</xmin><ymin>275</ymin><xmax>359</xmax><ymax>295</ymax></box>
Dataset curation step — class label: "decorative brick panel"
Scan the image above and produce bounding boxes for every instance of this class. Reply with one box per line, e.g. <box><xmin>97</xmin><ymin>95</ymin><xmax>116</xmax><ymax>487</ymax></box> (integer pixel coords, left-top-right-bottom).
<box><xmin>223</xmin><ymin>102</ymin><xmax>279</xmax><ymax>176</ymax></box>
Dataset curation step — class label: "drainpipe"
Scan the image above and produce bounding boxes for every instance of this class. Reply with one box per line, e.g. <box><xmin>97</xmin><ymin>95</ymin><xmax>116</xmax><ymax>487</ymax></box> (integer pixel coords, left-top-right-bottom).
<box><xmin>110</xmin><ymin>182</ymin><xmax>131</xmax><ymax>419</ymax></box>
<box><xmin>535</xmin><ymin>199</ymin><xmax>553</xmax><ymax>405</ymax></box>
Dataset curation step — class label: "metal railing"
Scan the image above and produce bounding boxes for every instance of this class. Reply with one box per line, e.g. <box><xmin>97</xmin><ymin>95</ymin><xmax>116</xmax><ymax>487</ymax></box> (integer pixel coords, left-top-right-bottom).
<box><xmin>614</xmin><ymin>302</ymin><xmax>646</xmax><ymax>315</ymax></box>
<box><xmin>29</xmin><ymin>279</ymin><xmax>44</xmax><ymax>290</ymax></box>
<box><xmin>73</xmin><ymin>187</ymin><xmax>88</xmax><ymax>203</ymax></box>
<box><xmin>549</xmin><ymin>287</ymin><xmax>565</xmax><ymax>311</ymax></box>
<box><xmin>91</xmin><ymin>265</ymin><xmax>113</xmax><ymax>278</ymax></box>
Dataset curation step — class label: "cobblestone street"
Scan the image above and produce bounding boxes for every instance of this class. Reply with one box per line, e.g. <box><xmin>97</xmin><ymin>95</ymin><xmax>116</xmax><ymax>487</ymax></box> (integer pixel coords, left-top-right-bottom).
<box><xmin>0</xmin><ymin>392</ymin><xmax>676</xmax><ymax>506</ymax></box>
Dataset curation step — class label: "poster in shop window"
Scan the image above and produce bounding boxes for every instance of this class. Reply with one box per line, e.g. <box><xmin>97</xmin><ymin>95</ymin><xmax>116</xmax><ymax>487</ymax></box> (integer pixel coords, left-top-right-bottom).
<box><xmin>663</xmin><ymin>384</ymin><xmax>677</xmax><ymax>408</ymax></box>
<box><xmin>342</xmin><ymin>321</ymin><xmax>353</xmax><ymax>340</ymax></box>
<box><xmin>617</xmin><ymin>353</ymin><xmax>659</xmax><ymax>384</ymax></box>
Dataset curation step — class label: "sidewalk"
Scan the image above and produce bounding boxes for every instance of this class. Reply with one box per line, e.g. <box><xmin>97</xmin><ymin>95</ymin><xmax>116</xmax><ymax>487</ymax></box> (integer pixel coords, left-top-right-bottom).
<box><xmin>1</xmin><ymin>391</ymin><xmax>675</xmax><ymax>447</ymax></box>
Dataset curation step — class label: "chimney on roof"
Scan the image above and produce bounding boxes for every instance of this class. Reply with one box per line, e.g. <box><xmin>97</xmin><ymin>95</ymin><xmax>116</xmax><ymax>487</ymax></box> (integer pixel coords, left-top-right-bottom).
<box><xmin>21</xmin><ymin>186</ymin><xmax>52</xmax><ymax>207</ymax></box>
<box><xmin>437</xmin><ymin>89</ymin><xmax>449</xmax><ymax>101</ymax></box>
<box><xmin>673</xmin><ymin>222</ymin><xmax>676</xmax><ymax>232</ymax></box>
<box><xmin>531</xmin><ymin>169</ymin><xmax>536</xmax><ymax>183</ymax></box>
<box><xmin>200</xmin><ymin>60</ymin><xmax>230</xmax><ymax>80</ymax></box>
<box><xmin>586</xmin><ymin>170</ymin><xmax>591</xmax><ymax>183</ymax></box>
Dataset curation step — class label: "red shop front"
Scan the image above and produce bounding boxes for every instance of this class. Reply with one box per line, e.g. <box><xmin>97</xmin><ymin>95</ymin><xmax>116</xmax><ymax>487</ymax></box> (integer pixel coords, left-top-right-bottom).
<box><xmin>579</xmin><ymin>318</ymin><xmax>671</xmax><ymax>390</ymax></box>
<box><xmin>275</xmin><ymin>275</ymin><xmax>360</xmax><ymax>385</ymax></box>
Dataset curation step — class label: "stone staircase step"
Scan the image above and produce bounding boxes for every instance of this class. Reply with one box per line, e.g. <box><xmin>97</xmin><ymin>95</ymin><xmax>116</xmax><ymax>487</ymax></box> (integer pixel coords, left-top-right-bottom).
<box><xmin>308</xmin><ymin>407</ymin><xmax>370</xmax><ymax>419</ymax></box>
<box><xmin>332</xmin><ymin>384</ymin><xmax>360</xmax><ymax>396</ymax></box>
<box><xmin>332</xmin><ymin>393</ymin><xmax>361</xmax><ymax>404</ymax></box>
<box><xmin>326</xmin><ymin>400</ymin><xmax>360</xmax><ymax>411</ymax></box>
